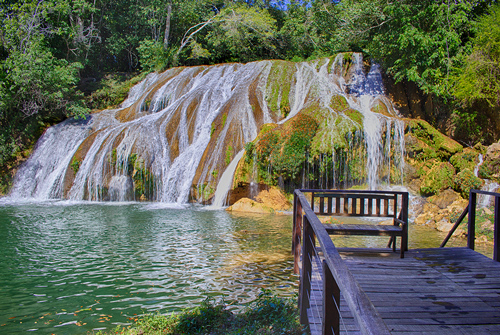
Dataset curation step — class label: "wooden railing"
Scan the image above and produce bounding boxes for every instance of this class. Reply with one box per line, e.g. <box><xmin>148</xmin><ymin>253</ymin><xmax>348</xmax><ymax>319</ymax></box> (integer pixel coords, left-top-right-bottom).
<box><xmin>441</xmin><ymin>189</ymin><xmax>500</xmax><ymax>261</ymax></box>
<box><xmin>292</xmin><ymin>189</ymin><xmax>391</xmax><ymax>335</ymax></box>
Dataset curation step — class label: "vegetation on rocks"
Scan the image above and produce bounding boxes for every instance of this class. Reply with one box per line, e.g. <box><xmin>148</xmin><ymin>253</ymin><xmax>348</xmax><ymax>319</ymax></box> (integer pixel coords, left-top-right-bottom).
<box><xmin>420</xmin><ymin>162</ymin><xmax>456</xmax><ymax>196</ymax></box>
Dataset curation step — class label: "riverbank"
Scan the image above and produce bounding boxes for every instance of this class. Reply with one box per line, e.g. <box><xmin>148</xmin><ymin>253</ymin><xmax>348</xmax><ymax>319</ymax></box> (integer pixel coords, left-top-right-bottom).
<box><xmin>93</xmin><ymin>290</ymin><xmax>303</xmax><ymax>335</ymax></box>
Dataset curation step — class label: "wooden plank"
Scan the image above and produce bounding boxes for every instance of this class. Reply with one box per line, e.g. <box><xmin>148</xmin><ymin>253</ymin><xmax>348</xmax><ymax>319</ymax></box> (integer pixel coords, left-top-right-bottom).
<box><xmin>304</xmin><ymin>247</ymin><xmax>500</xmax><ymax>335</ymax></box>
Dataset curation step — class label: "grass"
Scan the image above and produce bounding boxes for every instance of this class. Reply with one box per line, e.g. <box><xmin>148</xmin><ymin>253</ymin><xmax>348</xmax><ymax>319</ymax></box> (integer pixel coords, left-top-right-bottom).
<box><xmin>92</xmin><ymin>290</ymin><xmax>305</xmax><ymax>335</ymax></box>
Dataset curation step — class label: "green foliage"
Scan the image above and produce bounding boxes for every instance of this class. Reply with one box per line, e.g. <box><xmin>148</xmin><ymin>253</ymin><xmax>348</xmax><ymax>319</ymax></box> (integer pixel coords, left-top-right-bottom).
<box><xmin>94</xmin><ymin>291</ymin><xmax>302</xmax><ymax>335</ymax></box>
<box><xmin>206</xmin><ymin>5</ymin><xmax>278</xmax><ymax>63</ymax></box>
<box><xmin>450</xmin><ymin>148</ymin><xmax>479</xmax><ymax>173</ymax></box>
<box><xmin>137</xmin><ymin>39</ymin><xmax>170</xmax><ymax>72</ymax></box>
<box><xmin>420</xmin><ymin>162</ymin><xmax>456</xmax><ymax>196</ymax></box>
<box><xmin>70</xmin><ymin>158</ymin><xmax>81</xmax><ymax>174</ymax></box>
<box><xmin>245</xmin><ymin>141</ymin><xmax>255</xmax><ymax>164</ymax></box>
<box><xmin>255</xmin><ymin>113</ymin><xmax>319</xmax><ymax>183</ymax></box>
<box><xmin>88</xmin><ymin>73</ymin><xmax>147</xmax><ymax>110</ymax></box>
<box><xmin>452</xmin><ymin>3</ymin><xmax>500</xmax><ymax>107</ymax></box>
<box><xmin>453</xmin><ymin>168</ymin><xmax>483</xmax><ymax>199</ymax></box>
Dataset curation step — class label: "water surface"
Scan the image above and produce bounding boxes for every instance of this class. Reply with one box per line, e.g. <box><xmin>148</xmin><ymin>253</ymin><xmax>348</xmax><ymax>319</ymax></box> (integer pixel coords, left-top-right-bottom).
<box><xmin>0</xmin><ymin>201</ymin><xmax>296</xmax><ymax>334</ymax></box>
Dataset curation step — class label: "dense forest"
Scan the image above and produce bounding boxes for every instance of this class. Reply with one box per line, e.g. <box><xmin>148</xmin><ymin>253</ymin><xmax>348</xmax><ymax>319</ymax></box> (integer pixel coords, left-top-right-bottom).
<box><xmin>1</xmin><ymin>0</ymin><xmax>499</xmax><ymax>193</ymax></box>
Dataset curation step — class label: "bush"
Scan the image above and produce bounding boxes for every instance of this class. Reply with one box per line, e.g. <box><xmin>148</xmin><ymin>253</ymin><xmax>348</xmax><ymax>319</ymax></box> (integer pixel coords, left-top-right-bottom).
<box><xmin>92</xmin><ymin>291</ymin><xmax>304</xmax><ymax>335</ymax></box>
<box><xmin>420</xmin><ymin>162</ymin><xmax>455</xmax><ymax>196</ymax></box>
<box><xmin>453</xmin><ymin>168</ymin><xmax>483</xmax><ymax>198</ymax></box>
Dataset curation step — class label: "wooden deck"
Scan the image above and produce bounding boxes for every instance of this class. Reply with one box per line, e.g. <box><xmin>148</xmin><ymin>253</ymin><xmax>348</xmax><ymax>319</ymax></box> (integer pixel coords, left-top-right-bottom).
<box><xmin>307</xmin><ymin>247</ymin><xmax>500</xmax><ymax>335</ymax></box>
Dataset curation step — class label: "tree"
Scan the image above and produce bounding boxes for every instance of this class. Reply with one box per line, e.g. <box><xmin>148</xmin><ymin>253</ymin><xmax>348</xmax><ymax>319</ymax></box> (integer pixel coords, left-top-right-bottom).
<box><xmin>205</xmin><ymin>5</ymin><xmax>278</xmax><ymax>63</ymax></box>
<box><xmin>451</xmin><ymin>3</ymin><xmax>500</xmax><ymax>144</ymax></box>
<box><xmin>452</xmin><ymin>3</ymin><xmax>500</xmax><ymax>107</ymax></box>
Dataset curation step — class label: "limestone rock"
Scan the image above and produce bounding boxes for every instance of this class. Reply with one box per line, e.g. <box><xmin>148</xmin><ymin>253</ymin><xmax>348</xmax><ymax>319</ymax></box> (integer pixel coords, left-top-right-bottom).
<box><xmin>255</xmin><ymin>187</ymin><xmax>291</xmax><ymax>211</ymax></box>
<box><xmin>226</xmin><ymin>198</ymin><xmax>274</xmax><ymax>214</ymax></box>
<box><xmin>436</xmin><ymin>219</ymin><xmax>454</xmax><ymax>232</ymax></box>
<box><xmin>429</xmin><ymin>189</ymin><xmax>461</xmax><ymax>209</ymax></box>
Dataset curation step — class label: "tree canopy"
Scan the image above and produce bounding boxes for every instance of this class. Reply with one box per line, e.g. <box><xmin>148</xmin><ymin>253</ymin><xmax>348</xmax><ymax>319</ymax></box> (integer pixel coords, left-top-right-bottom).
<box><xmin>0</xmin><ymin>0</ymin><xmax>499</xmax><ymax>190</ymax></box>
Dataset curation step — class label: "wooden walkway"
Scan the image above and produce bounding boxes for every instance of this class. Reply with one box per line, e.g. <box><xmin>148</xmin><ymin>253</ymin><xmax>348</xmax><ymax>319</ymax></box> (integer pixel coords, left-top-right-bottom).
<box><xmin>307</xmin><ymin>247</ymin><xmax>500</xmax><ymax>335</ymax></box>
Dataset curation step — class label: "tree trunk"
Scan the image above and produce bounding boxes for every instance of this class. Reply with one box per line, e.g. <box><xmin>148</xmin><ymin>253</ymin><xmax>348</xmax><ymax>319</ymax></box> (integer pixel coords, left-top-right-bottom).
<box><xmin>164</xmin><ymin>0</ymin><xmax>172</xmax><ymax>51</ymax></box>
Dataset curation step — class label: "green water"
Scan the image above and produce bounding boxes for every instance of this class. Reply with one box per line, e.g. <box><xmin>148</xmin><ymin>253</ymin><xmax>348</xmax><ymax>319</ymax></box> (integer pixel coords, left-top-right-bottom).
<box><xmin>0</xmin><ymin>201</ymin><xmax>297</xmax><ymax>334</ymax></box>
<box><xmin>0</xmin><ymin>201</ymin><xmax>491</xmax><ymax>334</ymax></box>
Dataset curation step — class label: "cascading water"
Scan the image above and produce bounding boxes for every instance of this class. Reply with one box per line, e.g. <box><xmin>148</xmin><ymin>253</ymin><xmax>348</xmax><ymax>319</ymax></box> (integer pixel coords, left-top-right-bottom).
<box><xmin>10</xmin><ymin>54</ymin><xmax>407</xmax><ymax>203</ymax></box>
<box><xmin>474</xmin><ymin>154</ymin><xmax>500</xmax><ymax>207</ymax></box>
<box><xmin>210</xmin><ymin>150</ymin><xmax>245</xmax><ymax>208</ymax></box>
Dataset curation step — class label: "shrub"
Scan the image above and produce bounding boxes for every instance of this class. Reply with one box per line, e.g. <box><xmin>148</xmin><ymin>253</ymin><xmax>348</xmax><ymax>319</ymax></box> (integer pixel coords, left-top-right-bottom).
<box><xmin>454</xmin><ymin>169</ymin><xmax>483</xmax><ymax>199</ymax></box>
<box><xmin>420</xmin><ymin>162</ymin><xmax>455</xmax><ymax>196</ymax></box>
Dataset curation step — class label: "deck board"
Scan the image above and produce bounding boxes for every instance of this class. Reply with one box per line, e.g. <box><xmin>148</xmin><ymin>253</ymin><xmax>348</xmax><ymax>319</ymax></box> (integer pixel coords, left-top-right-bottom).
<box><xmin>305</xmin><ymin>247</ymin><xmax>500</xmax><ymax>335</ymax></box>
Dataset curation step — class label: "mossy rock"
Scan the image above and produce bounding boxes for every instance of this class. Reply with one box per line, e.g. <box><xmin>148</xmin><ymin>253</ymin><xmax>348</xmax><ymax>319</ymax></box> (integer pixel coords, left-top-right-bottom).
<box><xmin>450</xmin><ymin>148</ymin><xmax>480</xmax><ymax>173</ymax></box>
<box><xmin>420</xmin><ymin>162</ymin><xmax>456</xmax><ymax>196</ymax></box>
<box><xmin>453</xmin><ymin>168</ymin><xmax>483</xmax><ymax>199</ymax></box>
<box><xmin>310</xmin><ymin>112</ymin><xmax>360</xmax><ymax>155</ymax></box>
<box><xmin>408</xmin><ymin>119</ymin><xmax>462</xmax><ymax>159</ymax></box>
<box><xmin>405</xmin><ymin>133</ymin><xmax>437</xmax><ymax>161</ymax></box>
<box><xmin>330</xmin><ymin>95</ymin><xmax>349</xmax><ymax>111</ymax></box>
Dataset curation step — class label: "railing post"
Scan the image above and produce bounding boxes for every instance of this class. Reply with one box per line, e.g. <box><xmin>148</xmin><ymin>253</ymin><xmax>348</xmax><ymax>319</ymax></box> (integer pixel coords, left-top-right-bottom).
<box><xmin>494</xmin><ymin>196</ymin><xmax>499</xmax><ymax>261</ymax></box>
<box><xmin>468</xmin><ymin>191</ymin><xmax>477</xmax><ymax>250</ymax></box>
<box><xmin>293</xmin><ymin>193</ymin><xmax>303</xmax><ymax>274</ymax></box>
<box><xmin>299</xmin><ymin>215</ymin><xmax>314</xmax><ymax>325</ymax></box>
<box><xmin>323</xmin><ymin>260</ymin><xmax>340</xmax><ymax>335</ymax></box>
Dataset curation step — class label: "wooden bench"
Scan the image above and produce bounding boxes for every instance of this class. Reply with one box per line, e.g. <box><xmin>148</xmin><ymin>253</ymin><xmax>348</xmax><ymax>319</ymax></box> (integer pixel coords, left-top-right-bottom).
<box><xmin>311</xmin><ymin>190</ymin><xmax>409</xmax><ymax>258</ymax></box>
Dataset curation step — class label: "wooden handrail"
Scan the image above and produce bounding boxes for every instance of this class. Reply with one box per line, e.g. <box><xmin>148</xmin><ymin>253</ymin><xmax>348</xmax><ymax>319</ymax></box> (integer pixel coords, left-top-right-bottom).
<box><xmin>441</xmin><ymin>189</ymin><xmax>500</xmax><ymax>261</ymax></box>
<box><xmin>294</xmin><ymin>189</ymin><xmax>391</xmax><ymax>335</ymax></box>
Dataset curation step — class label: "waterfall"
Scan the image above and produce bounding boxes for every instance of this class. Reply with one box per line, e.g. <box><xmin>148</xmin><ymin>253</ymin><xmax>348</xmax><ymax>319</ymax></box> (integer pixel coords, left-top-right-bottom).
<box><xmin>211</xmin><ymin>150</ymin><xmax>245</xmax><ymax>208</ymax></box>
<box><xmin>474</xmin><ymin>154</ymin><xmax>483</xmax><ymax>177</ymax></box>
<box><xmin>10</xmin><ymin>55</ymin><xmax>407</xmax><ymax>203</ymax></box>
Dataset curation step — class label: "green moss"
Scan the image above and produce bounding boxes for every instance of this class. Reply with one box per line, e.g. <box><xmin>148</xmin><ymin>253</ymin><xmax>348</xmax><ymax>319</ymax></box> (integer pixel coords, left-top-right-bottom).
<box><xmin>222</xmin><ymin>114</ymin><xmax>227</xmax><ymax>128</ymax></box>
<box><xmin>453</xmin><ymin>168</ymin><xmax>483</xmax><ymax>199</ymax></box>
<box><xmin>225</xmin><ymin>145</ymin><xmax>233</xmax><ymax>165</ymax></box>
<box><xmin>344</xmin><ymin>109</ymin><xmax>363</xmax><ymax>126</ymax></box>
<box><xmin>70</xmin><ymin>157</ymin><xmax>81</xmax><ymax>174</ymax></box>
<box><xmin>211</xmin><ymin>170</ymin><xmax>218</xmax><ymax>179</ymax></box>
<box><xmin>265</xmin><ymin>61</ymin><xmax>294</xmax><ymax>118</ymax></box>
<box><xmin>408</xmin><ymin>119</ymin><xmax>463</xmax><ymax>159</ymax></box>
<box><xmin>210</xmin><ymin>123</ymin><xmax>216</xmax><ymax>137</ymax></box>
<box><xmin>330</xmin><ymin>95</ymin><xmax>349</xmax><ymax>111</ymax></box>
<box><xmin>420</xmin><ymin>162</ymin><xmax>456</xmax><ymax>196</ymax></box>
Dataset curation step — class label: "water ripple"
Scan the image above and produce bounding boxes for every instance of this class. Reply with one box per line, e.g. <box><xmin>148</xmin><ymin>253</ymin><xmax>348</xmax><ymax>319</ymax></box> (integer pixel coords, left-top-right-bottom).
<box><xmin>0</xmin><ymin>203</ymin><xmax>297</xmax><ymax>334</ymax></box>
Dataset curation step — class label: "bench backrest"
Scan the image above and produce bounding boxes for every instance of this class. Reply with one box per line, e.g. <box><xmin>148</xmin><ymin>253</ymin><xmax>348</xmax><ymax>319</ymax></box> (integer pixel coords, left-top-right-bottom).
<box><xmin>311</xmin><ymin>190</ymin><xmax>404</xmax><ymax>218</ymax></box>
